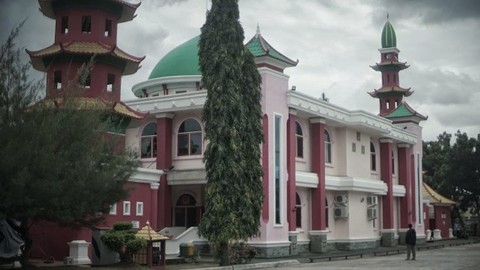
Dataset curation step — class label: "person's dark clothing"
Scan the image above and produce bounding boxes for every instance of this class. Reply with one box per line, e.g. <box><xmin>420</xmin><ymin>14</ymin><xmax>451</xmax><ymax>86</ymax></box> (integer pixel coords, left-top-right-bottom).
<box><xmin>405</xmin><ymin>228</ymin><xmax>416</xmax><ymax>245</ymax></box>
<box><xmin>405</xmin><ymin>227</ymin><xmax>416</xmax><ymax>260</ymax></box>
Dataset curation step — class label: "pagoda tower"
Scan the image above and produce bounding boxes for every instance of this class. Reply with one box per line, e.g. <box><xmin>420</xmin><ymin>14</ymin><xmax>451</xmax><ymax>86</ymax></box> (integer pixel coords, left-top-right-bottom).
<box><xmin>27</xmin><ymin>0</ymin><xmax>145</xmax><ymax>102</ymax></box>
<box><xmin>369</xmin><ymin>18</ymin><xmax>427</xmax><ymax>124</ymax></box>
<box><xmin>369</xmin><ymin>18</ymin><xmax>413</xmax><ymax>116</ymax></box>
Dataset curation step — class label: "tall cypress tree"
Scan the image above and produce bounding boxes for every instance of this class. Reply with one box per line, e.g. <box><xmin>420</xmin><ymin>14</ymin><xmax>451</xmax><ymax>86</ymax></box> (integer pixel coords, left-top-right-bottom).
<box><xmin>198</xmin><ymin>0</ymin><xmax>263</xmax><ymax>265</ymax></box>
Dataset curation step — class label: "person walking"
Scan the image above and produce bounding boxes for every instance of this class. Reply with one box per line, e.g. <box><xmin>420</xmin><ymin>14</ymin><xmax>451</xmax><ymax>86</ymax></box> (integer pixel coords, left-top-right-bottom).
<box><xmin>405</xmin><ymin>223</ymin><xmax>416</xmax><ymax>260</ymax></box>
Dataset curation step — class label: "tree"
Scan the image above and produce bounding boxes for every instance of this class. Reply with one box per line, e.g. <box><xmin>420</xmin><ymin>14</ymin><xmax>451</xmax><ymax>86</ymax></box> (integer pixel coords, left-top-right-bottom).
<box><xmin>423</xmin><ymin>132</ymin><xmax>453</xmax><ymax>195</ymax></box>
<box><xmin>0</xmin><ymin>24</ymin><xmax>138</xmax><ymax>264</ymax></box>
<box><xmin>198</xmin><ymin>0</ymin><xmax>263</xmax><ymax>265</ymax></box>
<box><xmin>101</xmin><ymin>222</ymin><xmax>147</xmax><ymax>263</ymax></box>
<box><xmin>423</xmin><ymin>131</ymin><xmax>480</xmax><ymax>233</ymax></box>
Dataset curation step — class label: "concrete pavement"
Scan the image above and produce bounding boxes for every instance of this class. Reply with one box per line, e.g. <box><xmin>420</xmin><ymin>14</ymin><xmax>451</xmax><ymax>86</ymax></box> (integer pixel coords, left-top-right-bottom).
<box><xmin>263</xmin><ymin>242</ymin><xmax>480</xmax><ymax>270</ymax></box>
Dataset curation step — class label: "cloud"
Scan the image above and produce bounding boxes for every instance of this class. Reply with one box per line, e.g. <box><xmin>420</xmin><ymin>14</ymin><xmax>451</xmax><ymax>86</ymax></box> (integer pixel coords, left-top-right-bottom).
<box><xmin>138</xmin><ymin>0</ymin><xmax>190</xmax><ymax>7</ymax></box>
<box><xmin>371</xmin><ymin>0</ymin><xmax>480</xmax><ymax>25</ymax></box>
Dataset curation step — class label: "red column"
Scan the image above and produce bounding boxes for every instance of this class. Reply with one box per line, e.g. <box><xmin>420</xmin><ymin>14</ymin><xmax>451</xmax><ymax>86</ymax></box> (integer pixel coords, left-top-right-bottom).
<box><xmin>311</xmin><ymin>119</ymin><xmax>326</xmax><ymax>230</ymax></box>
<box><xmin>380</xmin><ymin>139</ymin><xmax>394</xmax><ymax>229</ymax></box>
<box><xmin>286</xmin><ymin>113</ymin><xmax>297</xmax><ymax>231</ymax></box>
<box><xmin>150</xmin><ymin>183</ymin><xmax>159</xmax><ymax>230</ymax></box>
<box><xmin>398</xmin><ymin>144</ymin><xmax>412</xmax><ymax>228</ymax></box>
<box><xmin>262</xmin><ymin>114</ymin><xmax>269</xmax><ymax>223</ymax></box>
<box><xmin>157</xmin><ymin>115</ymin><xmax>173</xmax><ymax>229</ymax></box>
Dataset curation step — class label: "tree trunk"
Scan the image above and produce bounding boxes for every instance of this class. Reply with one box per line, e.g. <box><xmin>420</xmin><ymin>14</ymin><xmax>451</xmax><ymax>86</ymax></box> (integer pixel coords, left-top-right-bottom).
<box><xmin>218</xmin><ymin>241</ymin><xmax>229</xmax><ymax>266</ymax></box>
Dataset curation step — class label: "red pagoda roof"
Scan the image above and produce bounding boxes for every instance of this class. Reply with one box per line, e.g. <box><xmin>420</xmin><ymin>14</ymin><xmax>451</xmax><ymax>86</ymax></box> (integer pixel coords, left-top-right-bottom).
<box><xmin>26</xmin><ymin>41</ymin><xmax>145</xmax><ymax>75</ymax></box>
<box><xmin>37</xmin><ymin>97</ymin><xmax>146</xmax><ymax>119</ymax></box>
<box><xmin>368</xmin><ymin>85</ymin><xmax>413</xmax><ymax>98</ymax></box>
<box><xmin>370</xmin><ymin>60</ymin><xmax>409</xmax><ymax>71</ymax></box>
<box><xmin>38</xmin><ymin>0</ymin><xmax>140</xmax><ymax>23</ymax></box>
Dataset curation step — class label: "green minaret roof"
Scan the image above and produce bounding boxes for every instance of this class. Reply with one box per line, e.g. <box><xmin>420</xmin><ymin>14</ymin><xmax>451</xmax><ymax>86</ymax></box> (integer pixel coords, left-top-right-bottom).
<box><xmin>381</xmin><ymin>20</ymin><xmax>397</xmax><ymax>48</ymax></box>
<box><xmin>149</xmin><ymin>36</ymin><xmax>201</xmax><ymax>79</ymax></box>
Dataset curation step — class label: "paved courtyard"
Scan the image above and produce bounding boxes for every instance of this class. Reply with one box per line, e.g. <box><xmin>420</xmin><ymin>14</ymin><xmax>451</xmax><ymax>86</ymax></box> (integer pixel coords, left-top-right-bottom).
<box><xmin>266</xmin><ymin>242</ymin><xmax>480</xmax><ymax>270</ymax></box>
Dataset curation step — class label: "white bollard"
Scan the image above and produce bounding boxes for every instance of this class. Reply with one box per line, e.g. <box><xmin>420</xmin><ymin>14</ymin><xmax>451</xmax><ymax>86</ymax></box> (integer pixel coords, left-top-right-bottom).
<box><xmin>67</xmin><ymin>240</ymin><xmax>91</xmax><ymax>265</ymax></box>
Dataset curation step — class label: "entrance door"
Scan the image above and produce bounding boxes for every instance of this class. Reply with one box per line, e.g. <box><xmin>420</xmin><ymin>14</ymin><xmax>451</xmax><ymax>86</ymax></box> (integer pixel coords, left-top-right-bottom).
<box><xmin>174</xmin><ymin>194</ymin><xmax>198</xmax><ymax>227</ymax></box>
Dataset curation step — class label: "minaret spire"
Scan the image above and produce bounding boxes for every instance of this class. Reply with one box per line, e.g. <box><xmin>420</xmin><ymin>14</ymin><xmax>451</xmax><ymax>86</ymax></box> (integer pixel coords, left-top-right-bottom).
<box><xmin>368</xmin><ymin>17</ymin><xmax>412</xmax><ymax>116</ymax></box>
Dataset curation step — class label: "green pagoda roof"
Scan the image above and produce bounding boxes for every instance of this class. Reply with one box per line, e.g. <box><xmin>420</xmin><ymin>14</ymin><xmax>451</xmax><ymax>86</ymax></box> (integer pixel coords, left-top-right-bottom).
<box><xmin>381</xmin><ymin>20</ymin><xmax>397</xmax><ymax>48</ymax></box>
<box><xmin>245</xmin><ymin>28</ymin><xmax>298</xmax><ymax>67</ymax></box>
<box><xmin>385</xmin><ymin>101</ymin><xmax>427</xmax><ymax>122</ymax></box>
<box><xmin>149</xmin><ymin>36</ymin><xmax>201</xmax><ymax>79</ymax></box>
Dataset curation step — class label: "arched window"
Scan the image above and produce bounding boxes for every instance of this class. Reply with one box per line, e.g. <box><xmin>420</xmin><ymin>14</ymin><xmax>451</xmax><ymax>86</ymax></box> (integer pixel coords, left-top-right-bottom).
<box><xmin>325</xmin><ymin>130</ymin><xmax>332</xmax><ymax>163</ymax></box>
<box><xmin>177</xmin><ymin>119</ymin><xmax>202</xmax><ymax>156</ymax></box>
<box><xmin>296</xmin><ymin>122</ymin><xmax>304</xmax><ymax>158</ymax></box>
<box><xmin>174</xmin><ymin>194</ymin><xmax>197</xmax><ymax>227</ymax></box>
<box><xmin>296</xmin><ymin>193</ymin><xmax>302</xmax><ymax>228</ymax></box>
<box><xmin>370</xmin><ymin>142</ymin><xmax>376</xmax><ymax>171</ymax></box>
<box><xmin>141</xmin><ymin>122</ymin><xmax>157</xmax><ymax>158</ymax></box>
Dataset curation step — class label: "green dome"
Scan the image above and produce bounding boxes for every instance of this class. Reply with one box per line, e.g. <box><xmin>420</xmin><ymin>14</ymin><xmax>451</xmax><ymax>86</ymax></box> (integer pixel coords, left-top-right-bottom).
<box><xmin>148</xmin><ymin>36</ymin><xmax>201</xmax><ymax>79</ymax></box>
<box><xmin>381</xmin><ymin>21</ymin><xmax>397</xmax><ymax>48</ymax></box>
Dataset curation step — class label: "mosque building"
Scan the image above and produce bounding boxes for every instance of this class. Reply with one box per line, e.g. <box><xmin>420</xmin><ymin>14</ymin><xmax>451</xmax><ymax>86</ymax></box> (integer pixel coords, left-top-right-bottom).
<box><xmin>25</xmin><ymin>0</ymin><xmax>452</xmax><ymax>264</ymax></box>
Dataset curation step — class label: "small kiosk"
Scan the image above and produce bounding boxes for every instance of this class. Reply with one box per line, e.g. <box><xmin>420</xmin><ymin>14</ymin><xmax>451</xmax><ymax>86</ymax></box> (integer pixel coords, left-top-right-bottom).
<box><xmin>135</xmin><ymin>222</ymin><xmax>169</xmax><ymax>268</ymax></box>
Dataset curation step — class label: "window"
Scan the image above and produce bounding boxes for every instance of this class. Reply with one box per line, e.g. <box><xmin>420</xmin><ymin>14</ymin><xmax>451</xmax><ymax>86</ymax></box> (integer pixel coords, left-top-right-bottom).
<box><xmin>325</xmin><ymin>199</ymin><xmax>329</xmax><ymax>228</ymax></box>
<box><xmin>361</xmin><ymin>145</ymin><xmax>365</xmax><ymax>154</ymax></box>
<box><xmin>109</xmin><ymin>204</ymin><xmax>117</xmax><ymax>215</ymax></box>
<box><xmin>141</xmin><ymin>122</ymin><xmax>157</xmax><ymax>158</ymax></box>
<box><xmin>352</xmin><ymin>143</ymin><xmax>356</xmax><ymax>152</ymax></box>
<box><xmin>295</xmin><ymin>121</ymin><xmax>303</xmax><ymax>158</ymax></box>
<box><xmin>54</xmin><ymin>70</ymin><xmax>62</xmax><ymax>89</ymax></box>
<box><xmin>81</xmin><ymin>16</ymin><xmax>91</xmax><ymax>33</ymax></box>
<box><xmin>105</xmin><ymin>19</ymin><xmax>112</xmax><ymax>37</ymax></box>
<box><xmin>177</xmin><ymin>119</ymin><xmax>202</xmax><ymax>156</ymax></box>
<box><xmin>61</xmin><ymin>16</ymin><xmax>68</xmax><ymax>34</ymax></box>
<box><xmin>356</xmin><ymin>132</ymin><xmax>361</xmax><ymax>141</ymax></box>
<box><xmin>123</xmin><ymin>201</ymin><xmax>130</xmax><ymax>215</ymax></box>
<box><xmin>83</xmin><ymin>74</ymin><xmax>91</xmax><ymax>89</ymax></box>
<box><xmin>274</xmin><ymin>115</ymin><xmax>281</xmax><ymax>225</ymax></box>
<box><xmin>325</xmin><ymin>130</ymin><xmax>332</xmax><ymax>163</ymax></box>
<box><xmin>136</xmin><ymin>202</ymin><xmax>143</xmax><ymax>216</ymax></box>
<box><xmin>386</xmin><ymin>73</ymin><xmax>390</xmax><ymax>83</ymax></box>
<box><xmin>393</xmin><ymin>74</ymin><xmax>397</xmax><ymax>84</ymax></box>
<box><xmin>370</xmin><ymin>142</ymin><xmax>377</xmax><ymax>171</ymax></box>
<box><xmin>174</xmin><ymin>194</ymin><xmax>197</xmax><ymax>227</ymax></box>
<box><xmin>107</xmin><ymin>73</ymin><xmax>114</xmax><ymax>92</ymax></box>
<box><xmin>296</xmin><ymin>193</ymin><xmax>302</xmax><ymax>228</ymax></box>
<box><xmin>392</xmin><ymin>151</ymin><xmax>395</xmax><ymax>174</ymax></box>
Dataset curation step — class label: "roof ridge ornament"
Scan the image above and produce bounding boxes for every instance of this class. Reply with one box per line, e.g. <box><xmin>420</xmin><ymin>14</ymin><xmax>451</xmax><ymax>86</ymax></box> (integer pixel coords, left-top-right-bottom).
<box><xmin>256</xmin><ymin>23</ymin><xmax>261</xmax><ymax>37</ymax></box>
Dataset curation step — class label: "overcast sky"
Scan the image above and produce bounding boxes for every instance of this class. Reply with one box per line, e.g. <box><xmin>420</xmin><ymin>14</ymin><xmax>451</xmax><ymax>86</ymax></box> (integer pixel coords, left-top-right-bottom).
<box><xmin>1</xmin><ymin>0</ymin><xmax>479</xmax><ymax>141</ymax></box>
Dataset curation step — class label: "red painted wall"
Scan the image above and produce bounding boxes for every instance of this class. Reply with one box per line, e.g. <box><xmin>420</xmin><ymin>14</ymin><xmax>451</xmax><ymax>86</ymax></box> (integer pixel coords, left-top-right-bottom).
<box><xmin>29</xmin><ymin>221</ymin><xmax>92</xmax><ymax>261</ymax></box>
<box><xmin>47</xmin><ymin>62</ymin><xmax>122</xmax><ymax>102</ymax></box>
<box><xmin>434</xmin><ymin>205</ymin><xmax>452</xmax><ymax>239</ymax></box>
<box><xmin>54</xmin><ymin>8</ymin><xmax>118</xmax><ymax>45</ymax></box>
<box><xmin>29</xmin><ymin>181</ymin><xmax>155</xmax><ymax>262</ymax></box>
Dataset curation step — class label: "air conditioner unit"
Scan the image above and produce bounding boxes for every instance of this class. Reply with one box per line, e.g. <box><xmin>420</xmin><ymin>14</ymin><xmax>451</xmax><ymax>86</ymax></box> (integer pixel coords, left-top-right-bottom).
<box><xmin>367</xmin><ymin>208</ymin><xmax>377</xmax><ymax>220</ymax></box>
<box><xmin>334</xmin><ymin>206</ymin><xmax>348</xmax><ymax>219</ymax></box>
<box><xmin>131</xmin><ymin>221</ymin><xmax>140</xmax><ymax>229</ymax></box>
<box><xmin>367</xmin><ymin>196</ymin><xmax>377</xmax><ymax>206</ymax></box>
<box><xmin>334</xmin><ymin>194</ymin><xmax>348</xmax><ymax>204</ymax></box>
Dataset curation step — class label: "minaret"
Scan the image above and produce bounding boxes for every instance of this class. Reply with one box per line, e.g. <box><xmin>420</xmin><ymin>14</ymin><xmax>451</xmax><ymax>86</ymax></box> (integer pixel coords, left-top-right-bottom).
<box><xmin>369</xmin><ymin>18</ymin><xmax>412</xmax><ymax>116</ymax></box>
<box><xmin>27</xmin><ymin>0</ymin><xmax>145</xmax><ymax>102</ymax></box>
